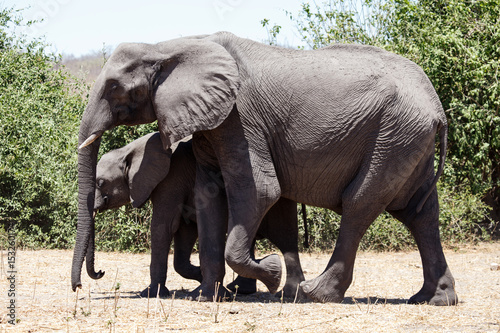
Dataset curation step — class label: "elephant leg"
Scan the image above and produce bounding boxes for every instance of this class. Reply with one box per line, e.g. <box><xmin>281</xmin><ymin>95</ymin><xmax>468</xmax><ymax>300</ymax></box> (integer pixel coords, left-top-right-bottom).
<box><xmin>194</xmin><ymin>116</ymin><xmax>282</xmax><ymax>295</ymax></box>
<box><xmin>300</xmin><ymin>162</ymin><xmax>396</xmax><ymax>302</ymax></box>
<box><xmin>187</xmin><ymin>163</ymin><xmax>230</xmax><ymax>301</ymax></box>
<box><xmin>173</xmin><ymin>220</ymin><xmax>202</xmax><ymax>282</ymax></box>
<box><xmin>261</xmin><ymin>198</ymin><xmax>306</xmax><ymax>300</ymax></box>
<box><xmin>224</xmin><ymin>197</ymin><xmax>282</xmax><ymax>294</ymax></box>
<box><xmin>141</xmin><ymin>215</ymin><xmax>171</xmax><ymax>298</ymax></box>
<box><xmin>389</xmin><ymin>187</ymin><xmax>457</xmax><ymax>306</ymax></box>
<box><xmin>281</xmin><ymin>251</ymin><xmax>306</xmax><ymax>300</ymax></box>
<box><xmin>222</xmin><ymin>156</ymin><xmax>282</xmax><ymax>294</ymax></box>
<box><xmin>299</xmin><ymin>208</ymin><xmax>381</xmax><ymax>303</ymax></box>
<box><xmin>227</xmin><ymin>239</ymin><xmax>257</xmax><ymax>295</ymax></box>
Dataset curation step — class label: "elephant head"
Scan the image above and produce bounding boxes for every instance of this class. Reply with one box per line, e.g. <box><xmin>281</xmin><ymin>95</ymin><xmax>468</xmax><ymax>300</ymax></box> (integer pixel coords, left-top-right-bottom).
<box><xmin>94</xmin><ymin>132</ymin><xmax>172</xmax><ymax>212</ymax></box>
<box><xmin>72</xmin><ymin>35</ymin><xmax>240</xmax><ymax>291</ymax></box>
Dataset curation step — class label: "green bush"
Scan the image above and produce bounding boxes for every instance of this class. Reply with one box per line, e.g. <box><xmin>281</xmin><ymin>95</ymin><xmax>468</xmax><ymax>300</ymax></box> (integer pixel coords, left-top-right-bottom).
<box><xmin>94</xmin><ymin>203</ymin><xmax>152</xmax><ymax>253</ymax></box>
<box><xmin>0</xmin><ymin>8</ymin><xmax>85</xmax><ymax>248</ymax></box>
<box><xmin>0</xmin><ymin>7</ymin><xmax>156</xmax><ymax>250</ymax></box>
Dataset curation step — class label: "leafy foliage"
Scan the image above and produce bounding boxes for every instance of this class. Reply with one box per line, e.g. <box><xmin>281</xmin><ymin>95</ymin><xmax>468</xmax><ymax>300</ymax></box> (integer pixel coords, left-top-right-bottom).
<box><xmin>290</xmin><ymin>0</ymin><xmax>388</xmax><ymax>47</ymax></box>
<box><xmin>0</xmin><ymin>7</ymin><xmax>156</xmax><ymax>250</ymax></box>
<box><xmin>0</xmin><ymin>8</ymin><xmax>86</xmax><ymax>248</ymax></box>
<box><xmin>262</xmin><ymin>0</ymin><xmax>390</xmax><ymax>48</ymax></box>
<box><xmin>384</xmin><ymin>0</ymin><xmax>500</xmax><ymax>194</ymax></box>
<box><xmin>94</xmin><ymin>204</ymin><xmax>152</xmax><ymax>252</ymax></box>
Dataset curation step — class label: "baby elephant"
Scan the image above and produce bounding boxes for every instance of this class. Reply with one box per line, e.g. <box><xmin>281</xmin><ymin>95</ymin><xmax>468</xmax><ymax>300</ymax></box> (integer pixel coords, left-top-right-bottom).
<box><xmin>94</xmin><ymin>132</ymin><xmax>305</xmax><ymax>299</ymax></box>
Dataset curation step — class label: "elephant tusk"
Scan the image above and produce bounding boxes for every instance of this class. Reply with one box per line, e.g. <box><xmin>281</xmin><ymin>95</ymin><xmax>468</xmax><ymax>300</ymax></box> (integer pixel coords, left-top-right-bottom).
<box><xmin>78</xmin><ymin>132</ymin><xmax>102</xmax><ymax>150</ymax></box>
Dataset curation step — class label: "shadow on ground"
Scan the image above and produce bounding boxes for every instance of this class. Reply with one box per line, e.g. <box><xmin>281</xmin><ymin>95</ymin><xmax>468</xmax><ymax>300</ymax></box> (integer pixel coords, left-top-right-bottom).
<box><xmin>86</xmin><ymin>290</ymin><xmax>408</xmax><ymax>305</ymax></box>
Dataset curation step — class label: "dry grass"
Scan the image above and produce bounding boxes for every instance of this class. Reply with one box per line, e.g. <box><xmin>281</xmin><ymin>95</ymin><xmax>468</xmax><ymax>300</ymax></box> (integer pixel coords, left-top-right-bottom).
<box><xmin>1</xmin><ymin>242</ymin><xmax>499</xmax><ymax>332</ymax></box>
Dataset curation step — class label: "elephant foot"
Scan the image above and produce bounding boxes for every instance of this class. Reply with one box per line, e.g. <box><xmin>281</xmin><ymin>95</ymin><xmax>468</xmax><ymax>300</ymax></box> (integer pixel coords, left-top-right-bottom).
<box><xmin>187</xmin><ymin>283</ymin><xmax>232</xmax><ymax>302</ymax></box>
<box><xmin>255</xmin><ymin>254</ymin><xmax>282</xmax><ymax>294</ymax></box>
<box><xmin>409</xmin><ymin>276</ymin><xmax>458</xmax><ymax>306</ymax></box>
<box><xmin>300</xmin><ymin>274</ymin><xmax>345</xmax><ymax>303</ymax></box>
<box><xmin>140</xmin><ymin>284</ymin><xmax>170</xmax><ymax>298</ymax></box>
<box><xmin>278</xmin><ymin>282</ymin><xmax>308</xmax><ymax>301</ymax></box>
<box><xmin>227</xmin><ymin>276</ymin><xmax>257</xmax><ymax>295</ymax></box>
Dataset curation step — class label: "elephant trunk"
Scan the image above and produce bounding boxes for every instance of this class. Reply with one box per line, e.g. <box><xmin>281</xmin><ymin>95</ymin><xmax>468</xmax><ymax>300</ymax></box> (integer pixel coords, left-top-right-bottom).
<box><xmin>86</xmin><ymin>218</ymin><xmax>105</xmax><ymax>280</ymax></box>
<box><xmin>71</xmin><ymin>113</ymin><xmax>107</xmax><ymax>291</ymax></box>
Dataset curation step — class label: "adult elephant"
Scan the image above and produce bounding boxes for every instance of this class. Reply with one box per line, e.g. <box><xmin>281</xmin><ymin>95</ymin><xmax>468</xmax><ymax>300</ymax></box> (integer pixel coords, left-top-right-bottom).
<box><xmin>94</xmin><ymin>132</ymin><xmax>305</xmax><ymax>299</ymax></box>
<box><xmin>72</xmin><ymin>32</ymin><xmax>457</xmax><ymax>305</ymax></box>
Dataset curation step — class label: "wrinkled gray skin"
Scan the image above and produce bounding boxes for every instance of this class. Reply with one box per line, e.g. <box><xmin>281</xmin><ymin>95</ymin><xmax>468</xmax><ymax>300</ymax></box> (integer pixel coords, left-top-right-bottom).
<box><xmin>73</xmin><ymin>32</ymin><xmax>457</xmax><ymax>305</ymax></box>
<box><xmin>94</xmin><ymin>132</ymin><xmax>305</xmax><ymax>299</ymax></box>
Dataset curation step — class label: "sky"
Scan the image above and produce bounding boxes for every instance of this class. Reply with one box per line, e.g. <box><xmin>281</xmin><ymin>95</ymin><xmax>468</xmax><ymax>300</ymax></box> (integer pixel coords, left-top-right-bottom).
<box><xmin>2</xmin><ymin>0</ymin><xmax>306</xmax><ymax>57</ymax></box>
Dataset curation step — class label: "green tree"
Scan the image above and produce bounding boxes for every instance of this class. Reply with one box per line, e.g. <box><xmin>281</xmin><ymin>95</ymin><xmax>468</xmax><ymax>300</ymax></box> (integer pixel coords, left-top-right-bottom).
<box><xmin>262</xmin><ymin>0</ymin><xmax>390</xmax><ymax>47</ymax></box>
<box><xmin>290</xmin><ymin>0</ymin><xmax>389</xmax><ymax>47</ymax></box>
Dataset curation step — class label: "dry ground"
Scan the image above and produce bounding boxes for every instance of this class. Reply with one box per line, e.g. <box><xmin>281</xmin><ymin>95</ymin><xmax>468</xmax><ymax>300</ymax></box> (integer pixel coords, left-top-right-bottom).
<box><xmin>1</xmin><ymin>242</ymin><xmax>499</xmax><ymax>332</ymax></box>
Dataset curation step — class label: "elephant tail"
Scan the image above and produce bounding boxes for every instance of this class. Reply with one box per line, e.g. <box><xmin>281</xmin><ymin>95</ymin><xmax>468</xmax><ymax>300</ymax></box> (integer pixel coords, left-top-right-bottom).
<box><xmin>416</xmin><ymin>123</ymin><xmax>448</xmax><ymax>213</ymax></box>
<box><xmin>301</xmin><ymin>203</ymin><xmax>309</xmax><ymax>248</ymax></box>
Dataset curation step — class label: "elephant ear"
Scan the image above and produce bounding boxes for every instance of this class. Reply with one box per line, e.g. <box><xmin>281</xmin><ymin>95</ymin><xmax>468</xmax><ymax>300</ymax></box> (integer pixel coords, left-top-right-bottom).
<box><xmin>150</xmin><ymin>38</ymin><xmax>240</xmax><ymax>148</ymax></box>
<box><xmin>127</xmin><ymin>133</ymin><xmax>172</xmax><ymax>208</ymax></box>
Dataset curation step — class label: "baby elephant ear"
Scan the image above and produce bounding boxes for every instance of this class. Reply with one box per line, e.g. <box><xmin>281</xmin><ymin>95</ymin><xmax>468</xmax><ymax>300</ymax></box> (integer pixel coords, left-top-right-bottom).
<box><xmin>150</xmin><ymin>38</ymin><xmax>240</xmax><ymax>148</ymax></box>
<box><xmin>127</xmin><ymin>133</ymin><xmax>172</xmax><ymax>208</ymax></box>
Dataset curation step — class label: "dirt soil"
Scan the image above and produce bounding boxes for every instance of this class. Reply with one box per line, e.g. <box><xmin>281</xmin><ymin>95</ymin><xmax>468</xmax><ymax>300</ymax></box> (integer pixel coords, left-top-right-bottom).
<box><xmin>1</xmin><ymin>242</ymin><xmax>499</xmax><ymax>332</ymax></box>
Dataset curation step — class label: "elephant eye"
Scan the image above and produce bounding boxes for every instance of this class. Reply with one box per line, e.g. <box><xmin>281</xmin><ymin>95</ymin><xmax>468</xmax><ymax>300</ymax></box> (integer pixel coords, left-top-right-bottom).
<box><xmin>131</xmin><ymin>86</ymin><xmax>147</xmax><ymax>101</ymax></box>
<box><xmin>106</xmin><ymin>80</ymin><xmax>122</xmax><ymax>96</ymax></box>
